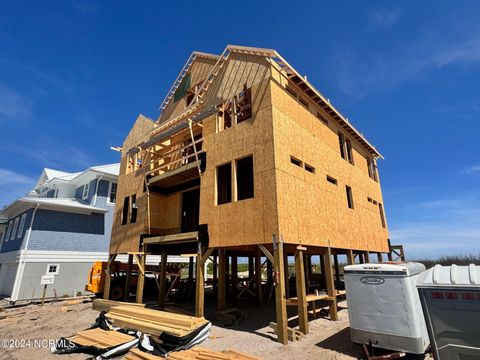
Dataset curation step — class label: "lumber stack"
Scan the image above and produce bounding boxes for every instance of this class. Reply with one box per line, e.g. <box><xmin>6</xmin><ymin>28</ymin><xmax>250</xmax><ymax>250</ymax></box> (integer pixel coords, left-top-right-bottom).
<box><xmin>106</xmin><ymin>305</ymin><xmax>207</xmax><ymax>337</ymax></box>
<box><xmin>68</xmin><ymin>328</ymin><xmax>135</xmax><ymax>349</ymax></box>
<box><xmin>92</xmin><ymin>298</ymin><xmax>146</xmax><ymax>313</ymax></box>
<box><xmin>124</xmin><ymin>347</ymin><xmax>261</xmax><ymax>360</ymax></box>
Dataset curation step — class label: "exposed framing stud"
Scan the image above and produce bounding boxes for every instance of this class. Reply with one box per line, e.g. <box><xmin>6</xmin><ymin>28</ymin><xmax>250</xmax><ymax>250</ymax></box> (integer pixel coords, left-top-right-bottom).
<box><xmin>103</xmin><ymin>254</ymin><xmax>117</xmax><ymax>300</ymax></box>
<box><xmin>158</xmin><ymin>250</ymin><xmax>167</xmax><ymax>308</ymax></box>
<box><xmin>323</xmin><ymin>247</ymin><xmax>338</xmax><ymax>321</ymax></box>
<box><xmin>273</xmin><ymin>235</ymin><xmax>288</xmax><ymax>344</ymax></box>
<box><xmin>295</xmin><ymin>247</ymin><xmax>308</xmax><ymax>334</ymax></box>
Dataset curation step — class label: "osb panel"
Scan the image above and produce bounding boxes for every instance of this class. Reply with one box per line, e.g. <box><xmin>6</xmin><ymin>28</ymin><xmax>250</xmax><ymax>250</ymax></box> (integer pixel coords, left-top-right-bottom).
<box><xmin>199</xmin><ymin>71</ymin><xmax>277</xmax><ymax>248</ymax></box>
<box><xmin>270</xmin><ymin>76</ymin><xmax>389</xmax><ymax>253</ymax></box>
<box><xmin>123</xmin><ymin>114</ymin><xmax>156</xmax><ymax>152</ymax></box>
<box><xmin>110</xmin><ymin>167</ymin><xmax>148</xmax><ymax>254</ymax></box>
<box><xmin>158</xmin><ymin>57</ymin><xmax>217</xmax><ymax>123</ymax></box>
<box><xmin>110</xmin><ymin>115</ymin><xmax>156</xmax><ymax>254</ymax></box>
<box><xmin>149</xmin><ymin>192</ymin><xmax>182</xmax><ymax>234</ymax></box>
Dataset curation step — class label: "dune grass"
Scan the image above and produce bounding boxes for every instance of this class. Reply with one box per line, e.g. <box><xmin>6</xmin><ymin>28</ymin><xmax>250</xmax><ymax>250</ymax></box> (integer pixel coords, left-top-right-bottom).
<box><xmin>412</xmin><ymin>254</ymin><xmax>480</xmax><ymax>269</ymax></box>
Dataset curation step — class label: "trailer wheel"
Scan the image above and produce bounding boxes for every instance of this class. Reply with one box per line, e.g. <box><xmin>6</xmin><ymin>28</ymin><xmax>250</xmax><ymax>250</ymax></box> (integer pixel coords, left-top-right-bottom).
<box><xmin>110</xmin><ymin>285</ymin><xmax>123</xmax><ymax>300</ymax></box>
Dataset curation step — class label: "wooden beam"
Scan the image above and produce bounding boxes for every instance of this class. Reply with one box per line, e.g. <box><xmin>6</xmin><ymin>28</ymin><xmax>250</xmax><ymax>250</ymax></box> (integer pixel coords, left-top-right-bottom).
<box><xmin>200</xmin><ymin>247</ymin><xmax>214</xmax><ymax>265</ymax></box>
<box><xmin>132</xmin><ymin>254</ymin><xmax>145</xmax><ymax>276</ymax></box>
<box><xmin>195</xmin><ymin>247</ymin><xmax>205</xmax><ymax>317</ymax></box>
<box><xmin>158</xmin><ymin>251</ymin><xmax>167</xmax><ymax>308</ymax></box>
<box><xmin>255</xmin><ymin>248</ymin><xmax>262</xmax><ymax>306</ymax></box>
<box><xmin>188</xmin><ymin>256</ymin><xmax>194</xmax><ymax>283</ymax></box>
<box><xmin>333</xmin><ymin>254</ymin><xmax>340</xmax><ymax>283</ymax></box>
<box><xmin>273</xmin><ymin>235</ymin><xmax>288</xmax><ymax>344</ymax></box>
<box><xmin>231</xmin><ymin>255</ymin><xmax>238</xmax><ymax>304</ymax></box>
<box><xmin>248</xmin><ymin>256</ymin><xmax>254</xmax><ymax>280</ymax></box>
<box><xmin>323</xmin><ymin>247</ymin><xmax>338</xmax><ymax>321</ymax></box>
<box><xmin>123</xmin><ymin>254</ymin><xmax>133</xmax><ymax>301</ymax></box>
<box><xmin>258</xmin><ymin>244</ymin><xmax>274</xmax><ymax>263</ymax></box>
<box><xmin>295</xmin><ymin>249</ymin><xmax>308</xmax><ymax>335</ymax></box>
<box><xmin>364</xmin><ymin>251</ymin><xmax>371</xmax><ymax>263</ymax></box>
<box><xmin>103</xmin><ymin>254</ymin><xmax>117</xmax><ymax>300</ymax></box>
<box><xmin>346</xmin><ymin>249</ymin><xmax>354</xmax><ymax>265</ymax></box>
<box><xmin>284</xmin><ymin>251</ymin><xmax>290</xmax><ymax>299</ymax></box>
<box><xmin>218</xmin><ymin>249</ymin><xmax>226</xmax><ymax>311</ymax></box>
<box><xmin>135</xmin><ymin>253</ymin><xmax>146</xmax><ymax>304</ymax></box>
<box><xmin>377</xmin><ymin>252</ymin><xmax>383</xmax><ymax>263</ymax></box>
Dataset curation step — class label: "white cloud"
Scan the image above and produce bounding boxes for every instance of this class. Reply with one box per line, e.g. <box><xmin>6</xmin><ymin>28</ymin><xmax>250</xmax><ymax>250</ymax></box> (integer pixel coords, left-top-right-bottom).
<box><xmin>370</xmin><ymin>7</ymin><xmax>402</xmax><ymax>29</ymax></box>
<box><xmin>389</xmin><ymin>192</ymin><xmax>480</xmax><ymax>258</ymax></box>
<box><xmin>0</xmin><ymin>169</ymin><xmax>36</xmax><ymax>207</ymax></box>
<box><xmin>335</xmin><ymin>27</ymin><xmax>480</xmax><ymax>99</ymax></box>
<box><xmin>0</xmin><ymin>168</ymin><xmax>35</xmax><ymax>187</ymax></box>
<box><xmin>465</xmin><ymin>165</ymin><xmax>480</xmax><ymax>174</ymax></box>
<box><xmin>0</xmin><ymin>85</ymin><xmax>32</xmax><ymax>121</ymax></box>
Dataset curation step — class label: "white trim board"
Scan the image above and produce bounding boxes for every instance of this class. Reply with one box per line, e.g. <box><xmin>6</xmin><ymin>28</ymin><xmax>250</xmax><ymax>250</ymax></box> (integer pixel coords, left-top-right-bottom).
<box><xmin>4</xmin><ymin>250</ymin><xmax>190</xmax><ymax>264</ymax></box>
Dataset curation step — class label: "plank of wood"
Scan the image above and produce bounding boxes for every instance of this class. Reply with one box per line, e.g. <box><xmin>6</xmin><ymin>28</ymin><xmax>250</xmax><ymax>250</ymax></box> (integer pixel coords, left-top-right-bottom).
<box><xmin>92</xmin><ymin>299</ymin><xmax>146</xmax><ymax>312</ymax></box>
<box><xmin>69</xmin><ymin>328</ymin><xmax>135</xmax><ymax>349</ymax></box>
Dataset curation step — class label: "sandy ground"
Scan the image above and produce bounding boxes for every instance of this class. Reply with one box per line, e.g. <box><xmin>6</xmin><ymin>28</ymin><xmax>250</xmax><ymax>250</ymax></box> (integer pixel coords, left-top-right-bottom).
<box><xmin>0</xmin><ymin>298</ymin><xmax>429</xmax><ymax>360</ymax></box>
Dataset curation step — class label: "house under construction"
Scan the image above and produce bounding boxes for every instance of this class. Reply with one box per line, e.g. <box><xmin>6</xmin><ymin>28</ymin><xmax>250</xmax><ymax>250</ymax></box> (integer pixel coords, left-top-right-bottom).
<box><xmin>105</xmin><ymin>45</ymin><xmax>401</xmax><ymax>344</ymax></box>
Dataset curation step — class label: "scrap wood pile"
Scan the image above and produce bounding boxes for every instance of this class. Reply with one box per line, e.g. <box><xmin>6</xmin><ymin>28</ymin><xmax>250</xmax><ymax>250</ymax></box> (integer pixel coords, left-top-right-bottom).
<box><xmin>124</xmin><ymin>347</ymin><xmax>261</xmax><ymax>360</ymax></box>
<box><xmin>105</xmin><ymin>305</ymin><xmax>208</xmax><ymax>337</ymax></box>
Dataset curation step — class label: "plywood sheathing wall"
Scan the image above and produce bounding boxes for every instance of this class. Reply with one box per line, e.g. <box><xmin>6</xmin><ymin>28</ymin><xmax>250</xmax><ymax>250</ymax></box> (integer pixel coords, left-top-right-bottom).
<box><xmin>199</xmin><ymin>52</ymin><xmax>279</xmax><ymax>248</ymax></box>
<box><xmin>270</xmin><ymin>68</ymin><xmax>389</xmax><ymax>253</ymax></box>
<box><xmin>158</xmin><ymin>57</ymin><xmax>217</xmax><ymax>123</ymax></box>
<box><xmin>110</xmin><ymin>115</ymin><xmax>155</xmax><ymax>254</ymax></box>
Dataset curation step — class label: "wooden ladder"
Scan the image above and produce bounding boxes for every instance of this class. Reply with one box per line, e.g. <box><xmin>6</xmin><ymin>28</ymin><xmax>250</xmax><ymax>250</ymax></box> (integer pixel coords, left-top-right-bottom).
<box><xmin>158</xmin><ymin>52</ymin><xmax>199</xmax><ymax>113</ymax></box>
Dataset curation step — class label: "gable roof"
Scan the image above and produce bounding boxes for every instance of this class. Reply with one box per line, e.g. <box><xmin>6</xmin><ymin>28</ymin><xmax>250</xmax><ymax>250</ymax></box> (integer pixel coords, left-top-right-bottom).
<box><xmin>89</xmin><ymin>163</ymin><xmax>120</xmax><ymax>176</ymax></box>
<box><xmin>153</xmin><ymin>45</ymin><xmax>382</xmax><ymax>159</ymax></box>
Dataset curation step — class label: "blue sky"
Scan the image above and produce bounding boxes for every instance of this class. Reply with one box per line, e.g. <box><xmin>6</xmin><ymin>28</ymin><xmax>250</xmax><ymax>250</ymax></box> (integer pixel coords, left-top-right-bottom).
<box><xmin>0</xmin><ymin>1</ymin><xmax>479</xmax><ymax>258</ymax></box>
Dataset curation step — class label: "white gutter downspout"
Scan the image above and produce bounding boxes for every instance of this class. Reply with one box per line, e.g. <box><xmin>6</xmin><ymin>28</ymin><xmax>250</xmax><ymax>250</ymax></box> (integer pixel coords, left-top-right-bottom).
<box><xmin>93</xmin><ymin>175</ymin><xmax>104</xmax><ymax>206</ymax></box>
<box><xmin>10</xmin><ymin>203</ymin><xmax>40</xmax><ymax>303</ymax></box>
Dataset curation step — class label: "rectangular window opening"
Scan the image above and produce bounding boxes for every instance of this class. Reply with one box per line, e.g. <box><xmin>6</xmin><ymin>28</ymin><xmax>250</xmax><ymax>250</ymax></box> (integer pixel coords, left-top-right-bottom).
<box><xmin>18</xmin><ymin>214</ymin><xmax>26</xmax><ymax>239</ymax></box>
<box><xmin>305</xmin><ymin>163</ymin><xmax>315</xmax><ymax>174</ymax></box>
<box><xmin>338</xmin><ymin>133</ymin><xmax>346</xmax><ymax>160</ymax></box>
<box><xmin>130</xmin><ymin>195</ymin><xmax>137</xmax><ymax>223</ymax></box>
<box><xmin>236</xmin><ymin>156</ymin><xmax>254</xmax><ymax>201</ymax></box>
<box><xmin>121</xmin><ymin>196</ymin><xmax>130</xmax><ymax>225</ymax></box>
<box><xmin>109</xmin><ymin>183</ymin><xmax>117</xmax><ymax>203</ymax></box>
<box><xmin>236</xmin><ymin>85</ymin><xmax>252</xmax><ymax>123</ymax></box>
<box><xmin>346</xmin><ymin>139</ymin><xmax>354</xmax><ymax>165</ymax></box>
<box><xmin>217</xmin><ymin>163</ymin><xmax>232</xmax><ymax>205</ymax></box>
<box><xmin>11</xmin><ymin>218</ymin><xmax>19</xmax><ymax>240</ymax></box>
<box><xmin>217</xmin><ymin>100</ymin><xmax>233</xmax><ymax>132</ymax></box>
<box><xmin>367</xmin><ymin>197</ymin><xmax>373</xmax><ymax>203</ymax></box>
<box><xmin>379</xmin><ymin>203</ymin><xmax>386</xmax><ymax>228</ymax></box>
<box><xmin>326</xmin><ymin>176</ymin><xmax>338</xmax><ymax>185</ymax></box>
<box><xmin>290</xmin><ymin>156</ymin><xmax>303</xmax><ymax>168</ymax></box>
<box><xmin>46</xmin><ymin>264</ymin><xmax>60</xmax><ymax>275</ymax></box>
<box><xmin>367</xmin><ymin>158</ymin><xmax>378</xmax><ymax>181</ymax></box>
<box><xmin>346</xmin><ymin>185</ymin><xmax>354</xmax><ymax>209</ymax></box>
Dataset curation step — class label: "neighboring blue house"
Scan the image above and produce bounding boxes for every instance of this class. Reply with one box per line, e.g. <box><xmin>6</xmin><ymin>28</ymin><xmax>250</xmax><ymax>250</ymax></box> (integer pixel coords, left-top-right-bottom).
<box><xmin>0</xmin><ymin>164</ymin><xmax>119</xmax><ymax>302</ymax></box>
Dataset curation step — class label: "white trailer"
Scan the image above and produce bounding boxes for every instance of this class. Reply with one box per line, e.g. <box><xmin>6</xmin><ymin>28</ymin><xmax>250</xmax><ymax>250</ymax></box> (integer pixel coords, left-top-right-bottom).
<box><xmin>344</xmin><ymin>262</ymin><xmax>430</xmax><ymax>356</ymax></box>
<box><xmin>417</xmin><ymin>264</ymin><xmax>480</xmax><ymax>360</ymax></box>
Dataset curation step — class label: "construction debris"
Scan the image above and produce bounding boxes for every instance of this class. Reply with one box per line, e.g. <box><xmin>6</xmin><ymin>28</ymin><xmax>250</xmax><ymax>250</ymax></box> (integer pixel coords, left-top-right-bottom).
<box><xmin>92</xmin><ymin>298</ymin><xmax>147</xmax><ymax>312</ymax></box>
<box><xmin>105</xmin><ymin>305</ymin><xmax>208</xmax><ymax>337</ymax></box>
<box><xmin>124</xmin><ymin>346</ymin><xmax>261</xmax><ymax>360</ymax></box>
<box><xmin>68</xmin><ymin>328</ymin><xmax>136</xmax><ymax>349</ymax></box>
<box><xmin>269</xmin><ymin>322</ymin><xmax>304</xmax><ymax>342</ymax></box>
